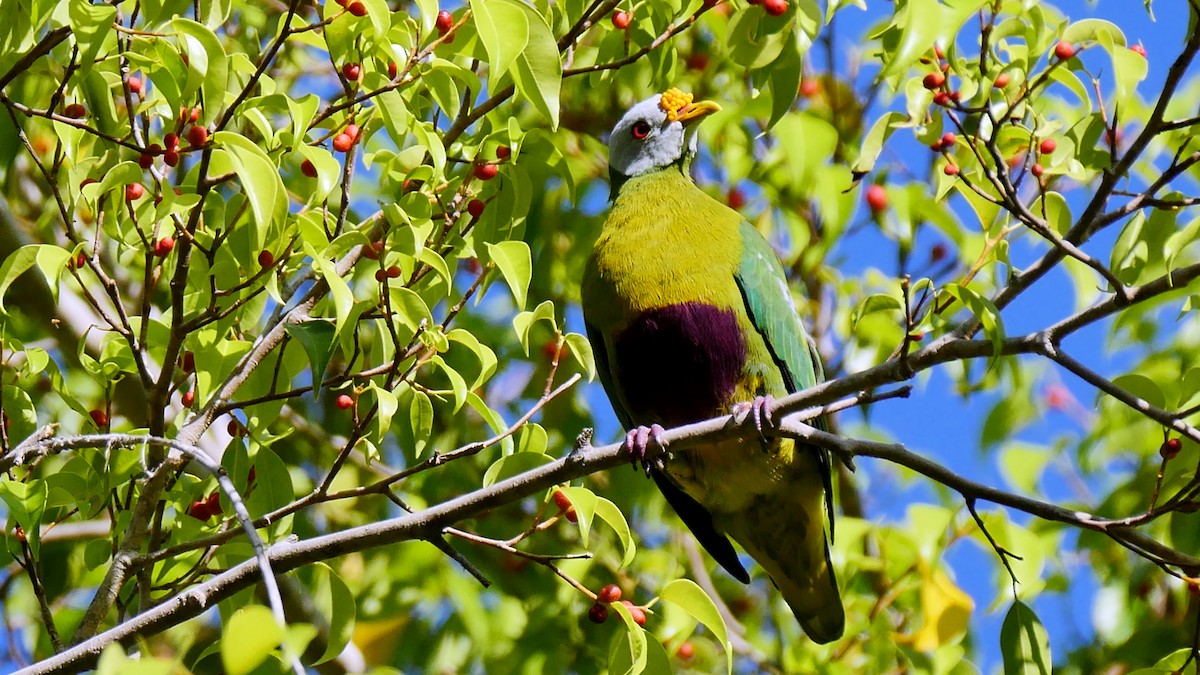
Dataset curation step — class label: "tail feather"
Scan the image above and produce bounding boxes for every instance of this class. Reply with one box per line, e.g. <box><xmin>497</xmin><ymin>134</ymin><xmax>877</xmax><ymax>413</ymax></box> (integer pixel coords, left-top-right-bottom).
<box><xmin>722</xmin><ymin>483</ymin><xmax>844</xmax><ymax>643</ymax></box>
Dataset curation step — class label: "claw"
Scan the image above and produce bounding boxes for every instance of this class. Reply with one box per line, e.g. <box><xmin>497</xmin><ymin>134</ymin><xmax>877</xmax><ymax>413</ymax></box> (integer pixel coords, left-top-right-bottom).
<box><xmin>733</xmin><ymin>395</ymin><xmax>776</xmax><ymax>444</ymax></box>
<box><xmin>621</xmin><ymin>424</ymin><xmax>666</xmax><ymax>476</ymax></box>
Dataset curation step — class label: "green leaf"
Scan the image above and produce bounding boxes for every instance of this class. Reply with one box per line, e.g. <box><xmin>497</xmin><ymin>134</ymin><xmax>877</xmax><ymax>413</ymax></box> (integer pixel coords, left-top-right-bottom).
<box><xmin>285</xmin><ymin>320</ymin><xmax>337</xmax><ymax>399</ymax></box>
<box><xmin>563</xmin><ymin>332</ymin><xmax>596</xmax><ymax>381</ymax></box>
<box><xmin>372</xmin><ymin>383</ymin><xmax>398</xmax><ymax>442</ymax></box>
<box><xmin>0</xmin><ymin>477</ymin><xmax>48</xmax><ymax>557</ymax></box>
<box><xmin>593</xmin><ymin>497</ymin><xmax>636</xmax><ymax>567</ymax></box>
<box><xmin>68</xmin><ymin>0</ymin><xmax>116</xmax><ymax>76</ymax></box>
<box><xmin>608</xmin><ymin>601</ymin><xmax>650</xmax><ymax>675</ymax></box>
<box><xmin>1111</xmin><ymin>372</ymin><xmax>1167</xmax><ymax>410</ymax></box>
<box><xmin>503</xmin><ymin>0</ymin><xmax>561</xmax><ymax>127</ymax></box>
<box><xmin>485</xmin><ymin>240</ymin><xmax>532</xmax><ymax>309</ymax></box>
<box><xmin>212</xmin><ymin>131</ymin><xmax>287</xmax><ymax>245</ymax></box>
<box><xmin>409</xmin><ymin>390</ymin><xmax>433</xmax><ymax>457</ymax></box>
<box><xmin>469</xmin><ymin>0</ymin><xmax>528</xmax><ymax>82</ymax></box>
<box><xmin>943</xmin><ymin>283</ymin><xmax>1005</xmax><ymax>356</ymax></box>
<box><xmin>851</xmin><ymin>293</ymin><xmax>902</xmax><ymax>330</ymax></box>
<box><xmin>852</xmin><ymin>112</ymin><xmax>906</xmax><ymax>174</ymax></box>
<box><xmin>482</xmin><ymin>452</ymin><xmax>554</xmax><ymax>487</ymax></box>
<box><xmin>558</xmin><ymin>486</ymin><xmax>598</xmax><ymax>545</ymax></box>
<box><xmin>222</xmin><ymin>605</ymin><xmax>283</xmax><ymax>675</ymax></box>
<box><xmin>1000</xmin><ymin>600</ymin><xmax>1051</xmax><ymax>675</ymax></box>
<box><xmin>310</xmin><ymin>563</ymin><xmax>356</xmax><ymax>665</ymax></box>
<box><xmin>513</xmin><ymin>300</ymin><xmax>557</xmax><ymax>354</ymax></box>
<box><xmin>171</xmin><ymin>18</ymin><xmax>229</xmax><ymax>122</ymax></box>
<box><xmin>659</xmin><ymin>579</ymin><xmax>732</xmax><ymax>674</ymax></box>
<box><xmin>0</xmin><ymin>244</ymin><xmax>70</xmax><ymax>315</ymax></box>
<box><xmin>878</xmin><ymin>0</ymin><xmax>942</xmax><ymax>79</ymax></box>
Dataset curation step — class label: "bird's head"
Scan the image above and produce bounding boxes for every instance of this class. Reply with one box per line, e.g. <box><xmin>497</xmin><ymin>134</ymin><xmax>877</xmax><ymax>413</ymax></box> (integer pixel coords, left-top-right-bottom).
<box><xmin>607</xmin><ymin>88</ymin><xmax>721</xmax><ymax>188</ymax></box>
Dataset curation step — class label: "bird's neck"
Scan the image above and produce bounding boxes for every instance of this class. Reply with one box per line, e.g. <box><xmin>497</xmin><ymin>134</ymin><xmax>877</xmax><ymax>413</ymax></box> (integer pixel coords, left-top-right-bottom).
<box><xmin>609</xmin><ymin>159</ymin><xmax>690</xmax><ymax>202</ymax></box>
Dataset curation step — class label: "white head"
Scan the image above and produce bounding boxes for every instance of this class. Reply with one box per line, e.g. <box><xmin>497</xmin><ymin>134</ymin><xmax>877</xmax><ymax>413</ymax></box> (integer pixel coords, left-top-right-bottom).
<box><xmin>607</xmin><ymin>89</ymin><xmax>722</xmax><ymax>181</ymax></box>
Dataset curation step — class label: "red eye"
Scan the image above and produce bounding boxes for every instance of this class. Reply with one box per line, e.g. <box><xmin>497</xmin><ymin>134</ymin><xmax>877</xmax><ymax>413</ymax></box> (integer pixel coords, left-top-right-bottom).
<box><xmin>631</xmin><ymin>120</ymin><xmax>651</xmax><ymax>140</ymax></box>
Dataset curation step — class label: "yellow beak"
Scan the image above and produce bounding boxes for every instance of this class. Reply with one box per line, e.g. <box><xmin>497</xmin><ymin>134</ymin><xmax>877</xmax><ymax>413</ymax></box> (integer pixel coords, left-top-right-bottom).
<box><xmin>675</xmin><ymin>100</ymin><xmax>722</xmax><ymax>126</ymax></box>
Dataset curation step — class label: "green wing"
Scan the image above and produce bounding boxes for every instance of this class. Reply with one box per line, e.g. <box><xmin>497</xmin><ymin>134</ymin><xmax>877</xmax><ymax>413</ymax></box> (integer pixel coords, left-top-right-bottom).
<box><xmin>733</xmin><ymin>220</ymin><xmax>836</xmax><ymax>537</ymax></box>
<box><xmin>584</xmin><ymin>321</ymin><xmax>752</xmax><ymax>583</ymax></box>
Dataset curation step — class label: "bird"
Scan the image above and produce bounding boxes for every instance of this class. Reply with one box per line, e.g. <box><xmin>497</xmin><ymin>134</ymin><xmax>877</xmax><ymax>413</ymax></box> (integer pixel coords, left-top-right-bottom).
<box><xmin>580</xmin><ymin>88</ymin><xmax>844</xmax><ymax>643</ymax></box>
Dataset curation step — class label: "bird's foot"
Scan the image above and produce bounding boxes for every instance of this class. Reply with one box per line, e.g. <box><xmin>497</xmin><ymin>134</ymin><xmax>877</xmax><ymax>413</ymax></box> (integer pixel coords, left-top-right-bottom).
<box><xmin>622</xmin><ymin>424</ymin><xmax>666</xmax><ymax>476</ymax></box>
<box><xmin>732</xmin><ymin>395</ymin><xmax>776</xmax><ymax>444</ymax></box>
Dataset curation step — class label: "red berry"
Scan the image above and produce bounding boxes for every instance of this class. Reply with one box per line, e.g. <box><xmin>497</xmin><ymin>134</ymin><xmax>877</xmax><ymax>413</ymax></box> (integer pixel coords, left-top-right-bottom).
<box><xmin>552</xmin><ymin>489</ymin><xmax>572</xmax><ymax>511</ymax></box>
<box><xmin>154</xmin><ymin>236</ymin><xmax>175</xmax><ymax>256</ymax></box>
<box><xmin>182</xmin><ymin>351</ymin><xmax>195</xmax><ymax>373</ymax></box>
<box><xmin>206</xmin><ymin>491</ymin><xmax>222</xmax><ymax>515</ymax></box>
<box><xmin>588</xmin><ymin>603</ymin><xmax>609</xmax><ymax>624</ymax></box>
<box><xmin>258</xmin><ymin>250</ymin><xmax>274</xmax><ymax>268</ymax></box>
<box><xmin>473</xmin><ymin>163</ymin><xmax>498</xmax><ymax>181</ymax></box>
<box><xmin>363</xmin><ymin>241</ymin><xmax>384</xmax><ymax>260</ymax></box>
<box><xmin>467</xmin><ymin>199</ymin><xmax>486</xmax><ymax>218</ymax></box>
<box><xmin>598</xmin><ymin>584</ymin><xmax>623</xmax><ymax>603</ymax></box>
<box><xmin>622</xmin><ymin>601</ymin><xmax>647</xmax><ymax>626</ymax></box>
<box><xmin>612</xmin><ymin>10</ymin><xmax>630</xmax><ymax>29</ymax></box>
<box><xmin>187</xmin><ymin>499</ymin><xmax>211</xmax><ymax>520</ymax></box>
<box><xmin>799</xmin><ymin>78</ymin><xmax>820</xmax><ymax>98</ymax></box>
<box><xmin>943</xmin><ymin>163</ymin><xmax>959</xmax><ymax>176</ymax></box>
<box><xmin>1031</xmin><ymin>163</ymin><xmax>1045</xmax><ymax>178</ymax></box>
<box><xmin>387</xmin><ymin>61</ymin><xmax>399</xmax><ymax>79</ymax></box>
<box><xmin>677</xmin><ymin>642</ymin><xmax>695</xmax><ymax>660</ymax></box>
<box><xmin>941</xmin><ymin>132</ymin><xmax>957</xmax><ymax>147</ymax></box>
<box><xmin>933</xmin><ymin>44</ymin><xmax>944</xmax><ymax>60</ymax></box>
<box><xmin>89</xmin><ymin>409</ymin><xmax>109</xmax><ymax>427</ymax></box>
<box><xmin>128</xmin><ymin>76</ymin><xmax>142</xmax><ymax>94</ymax></box>
<box><xmin>762</xmin><ymin>0</ymin><xmax>787</xmax><ymax>16</ymax></box>
<box><xmin>374</xmin><ymin>268</ymin><xmax>387</xmax><ymax>282</ymax></box>
<box><xmin>922</xmin><ymin>72</ymin><xmax>945</xmax><ymax>90</ymax></box>
<box><xmin>565</xmin><ymin>508</ymin><xmax>578</xmax><ymax>522</ymax></box>
<box><xmin>1130</xmin><ymin>44</ymin><xmax>1146</xmax><ymax>58</ymax></box>
<box><xmin>147</xmin><ymin>143</ymin><xmax>163</xmax><ymax>156</ymax></box>
<box><xmin>189</xmin><ymin>106</ymin><xmax>202</xmax><ymax>123</ymax></box>
<box><xmin>1162</xmin><ymin>438</ymin><xmax>1182</xmax><ymax>460</ymax></box>
<box><xmin>125</xmin><ymin>183</ymin><xmax>145</xmax><ymax>202</ymax></box>
<box><xmin>1038</xmin><ymin>138</ymin><xmax>1057</xmax><ymax>155</ymax></box>
<box><xmin>948</xmin><ymin>90</ymin><xmax>961</xmax><ymax>102</ymax></box>
<box><xmin>1044</xmin><ymin>382</ymin><xmax>1069</xmax><ymax>408</ymax></box>
<box><xmin>345</xmin><ymin>123</ymin><xmax>360</xmax><ymax>140</ymax></box>
<box><xmin>929</xmin><ymin>141</ymin><xmax>944</xmax><ymax>152</ymax></box>
<box><xmin>164</xmin><ymin>133</ymin><xmax>180</xmax><ymax>150</ymax></box>
<box><xmin>186</xmin><ymin>125</ymin><xmax>208</xmax><ymax>147</ymax></box>
<box><xmin>436</xmin><ymin>9</ymin><xmax>453</xmax><ymax>34</ymax></box>
<box><xmin>227</xmin><ymin>419</ymin><xmax>242</xmax><ymax>436</ymax></box>
<box><xmin>71</xmin><ymin>252</ymin><xmax>87</xmax><ymax>270</ymax></box>
<box><xmin>332</xmin><ymin>133</ymin><xmax>354</xmax><ymax>152</ymax></box>
<box><xmin>496</xmin><ymin>145</ymin><xmax>511</xmax><ymax>160</ymax></box>
<box><xmin>182</xmin><ymin>390</ymin><xmax>195</xmax><ymax>407</ymax></box>
<box><xmin>346</xmin><ymin>1</ymin><xmax>367</xmax><ymax>16</ymax></box>
<box><xmin>300</xmin><ymin>159</ymin><xmax>318</xmax><ymax>178</ymax></box>
<box><xmin>994</xmin><ymin>72</ymin><xmax>1011</xmax><ymax>88</ymax></box>
<box><xmin>1189</xmin><ymin>580</ymin><xmax>1200</xmax><ymax>596</ymax></box>
<box><xmin>687</xmin><ymin>52</ymin><xmax>710</xmax><ymax>71</ymax></box>
<box><xmin>931</xmin><ymin>243</ymin><xmax>948</xmax><ymax>262</ymax></box>
<box><xmin>932</xmin><ymin>92</ymin><xmax>951</xmax><ymax>106</ymax></box>
<box><xmin>1054</xmin><ymin>40</ymin><xmax>1075</xmax><ymax>60</ymax></box>
<box><xmin>342</xmin><ymin>63</ymin><xmax>361</xmax><ymax>81</ymax></box>
<box><xmin>164</xmin><ymin>149</ymin><xmax>180</xmax><ymax>167</ymax></box>
<box><xmin>138</xmin><ymin>153</ymin><xmax>154</xmax><ymax>169</ymax></box>
<box><xmin>63</xmin><ymin>103</ymin><xmax>86</xmax><ymax>119</ymax></box>
<box><xmin>727</xmin><ymin>187</ymin><xmax>746</xmax><ymax>209</ymax></box>
<box><xmin>865</xmin><ymin>184</ymin><xmax>887</xmax><ymax>213</ymax></box>
<box><xmin>386</xmin><ymin>265</ymin><xmax>401</xmax><ymax>278</ymax></box>
<box><xmin>541</xmin><ymin>338</ymin><xmax>560</xmax><ymax>361</ymax></box>
<box><xmin>465</xmin><ymin>257</ymin><xmax>482</xmax><ymax>274</ymax></box>
<box><xmin>336</xmin><ymin>394</ymin><xmax>354</xmax><ymax>410</ymax></box>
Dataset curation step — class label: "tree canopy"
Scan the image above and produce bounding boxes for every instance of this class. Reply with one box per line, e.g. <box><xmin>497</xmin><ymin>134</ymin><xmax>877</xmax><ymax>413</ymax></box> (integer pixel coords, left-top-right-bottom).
<box><xmin>0</xmin><ymin>0</ymin><xmax>1199</xmax><ymax>672</ymax></box>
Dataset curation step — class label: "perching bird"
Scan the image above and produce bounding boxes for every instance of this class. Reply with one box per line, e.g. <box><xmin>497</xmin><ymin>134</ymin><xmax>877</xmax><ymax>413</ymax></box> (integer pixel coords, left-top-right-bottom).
<box><xmin>581</xmin><ymin>89</ymin><xmax>844</xmax><ymax>643</ymax></box>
